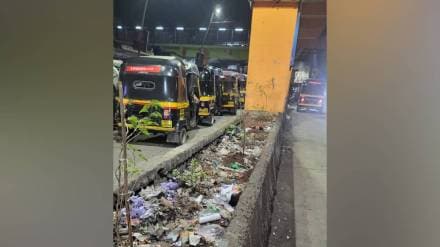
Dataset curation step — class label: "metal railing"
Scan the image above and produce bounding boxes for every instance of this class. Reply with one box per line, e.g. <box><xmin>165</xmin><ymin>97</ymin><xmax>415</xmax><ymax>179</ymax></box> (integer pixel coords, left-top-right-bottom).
<box><xmin>114</xmin><ymin>27</ymin><xmax>250</xmax><ymax>47</ymax></box>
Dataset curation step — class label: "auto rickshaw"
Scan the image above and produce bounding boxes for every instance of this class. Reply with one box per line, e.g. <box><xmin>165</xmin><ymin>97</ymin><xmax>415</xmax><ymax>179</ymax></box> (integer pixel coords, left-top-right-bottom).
<box><xmin>119</xmin><ymin>56</ymin><xmax>200</xmax><ymax>145</ymax></box>
<box><xmin>219</xmin><ymin>70</ymin><xmax>240</xmax><ymax>115</ymax></box>
<box><xmin>297</xmin><ymin>79</ymin><xmax>326</xmax><ymax>113</ymax></box>
<box><xmin>197</xmin><ymin>66</ymin><xmax>222</xmax><ymax>125</ymax></box>
<box><xmin>238</xmin><ymin>74</ymin><xmax>247</xmax><ymax>109</ymax></box>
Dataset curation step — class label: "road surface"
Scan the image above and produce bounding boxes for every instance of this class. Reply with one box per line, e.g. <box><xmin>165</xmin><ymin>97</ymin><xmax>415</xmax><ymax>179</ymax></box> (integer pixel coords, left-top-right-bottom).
<box><xmin>269</xmin><ymin>107</ymin><xmax>327</xmax><ymax>247</ymax></box>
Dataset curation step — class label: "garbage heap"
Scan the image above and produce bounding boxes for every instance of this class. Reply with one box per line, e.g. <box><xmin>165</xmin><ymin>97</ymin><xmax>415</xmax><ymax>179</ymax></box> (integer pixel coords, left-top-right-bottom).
<box><xmin>114</xmin><ymin>120</ymin><xmax>274</xmax><ymax>247</ymax></box>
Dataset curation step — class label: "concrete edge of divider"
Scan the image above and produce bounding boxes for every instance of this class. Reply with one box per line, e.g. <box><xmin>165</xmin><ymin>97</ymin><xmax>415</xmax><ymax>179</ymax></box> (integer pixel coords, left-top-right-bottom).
<box><xmin>224</xmin><ymin>113</ymin><xmax>284</xmax><ymax>247</ymax></box>
<box><xmin>113</xmin><ymin>114</ymin><xmax>243</xmax><ymax>195</ymax></box>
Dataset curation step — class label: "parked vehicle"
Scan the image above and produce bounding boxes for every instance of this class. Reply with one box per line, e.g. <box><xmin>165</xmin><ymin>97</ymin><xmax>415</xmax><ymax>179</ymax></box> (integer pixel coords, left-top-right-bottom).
<box><xmin>198</xmin><ymin>66</ymin><xmax>222</xmax><ymax>125</ymax></box>
<box><xmin>119</xmin><ymin>56</ymin><xmax>200</xmax><ymax>145</ymax></box>
<box><xmin>297</xmin><ymin>79</ymin><xmax>326</xmax><ymax>113</ymax></box>
<box><xmin>219</xmin><ymin>70</ymin><xmax>240</xmax><ymax>115</ymax></box>
<box><xmin>238</xmin><ymin>74</ymin><xmax>247</xmax><ymax>109</ymax></box>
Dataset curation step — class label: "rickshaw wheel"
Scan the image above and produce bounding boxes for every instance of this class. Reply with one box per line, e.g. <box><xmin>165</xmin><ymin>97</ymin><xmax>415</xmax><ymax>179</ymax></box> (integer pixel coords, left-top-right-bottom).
<box><xmin>177</xmin><ymin>128</ymin><xmax>188</xmax><ymax>145</ymax></box>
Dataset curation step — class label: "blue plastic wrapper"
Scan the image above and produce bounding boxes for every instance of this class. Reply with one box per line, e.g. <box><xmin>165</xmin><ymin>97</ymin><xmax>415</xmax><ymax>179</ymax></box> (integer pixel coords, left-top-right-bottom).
<box><xmin>160</xmin><ymin>181</ymin><xmax>179</xmax><ymax>191</ymax></box>
<box><xmin>120</xmin><ymin>195</ymin><xmax>155</xmax><ymax>223</ymax></box>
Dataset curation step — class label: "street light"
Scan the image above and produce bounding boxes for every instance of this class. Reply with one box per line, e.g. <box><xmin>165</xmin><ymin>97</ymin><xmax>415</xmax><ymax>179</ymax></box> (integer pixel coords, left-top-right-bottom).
<box><xmin>116</xmin><ymin>25</ymin><xmax>123</xmax><ymax>30</ymax></box>
<box><xmin>135</xmin><ymin>26</ymin><xmax>142</xmax><ymax>30</ymax></box>
<box><xmin>235</xmin><ymin>28</ymin><xmax>244</xmax><ymax>32</ymax></box>
<box><xmin>176</xmin><ymin>27</ymin><xmax>184</xmax><ymax>31</ymax></box>
<box><xmin>215</xmin><ymin>6</ymin><xmax>222</xmax><ymax>16</ymax></box>
<box><xmin>202</xmin><ymin>5</ymin><xmax>222</xmax><ymax>47</ymax></box>
<box><xmin>156</xmin><ymin>26</ymin><xmax>164</xmax><ymax>30</ymax></box>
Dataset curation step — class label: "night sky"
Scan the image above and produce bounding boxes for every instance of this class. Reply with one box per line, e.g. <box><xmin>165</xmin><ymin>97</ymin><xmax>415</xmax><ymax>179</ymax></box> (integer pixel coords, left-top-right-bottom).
<box><xmin>114</xmin><ymin>0</ymin><xmax>251</xmax><ymax>30</ymax></box>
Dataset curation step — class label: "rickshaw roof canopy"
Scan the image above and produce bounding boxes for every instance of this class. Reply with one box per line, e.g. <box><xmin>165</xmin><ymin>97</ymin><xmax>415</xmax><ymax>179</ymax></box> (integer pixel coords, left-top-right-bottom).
<box><xmin>125</xmin><ymin>56</ymin><xmax>185</xmax><ymax>69</ymax></box>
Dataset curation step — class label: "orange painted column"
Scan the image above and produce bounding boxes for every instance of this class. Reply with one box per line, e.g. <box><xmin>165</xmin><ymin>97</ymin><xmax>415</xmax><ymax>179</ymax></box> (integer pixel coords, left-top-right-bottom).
<box><xmin>245</xmin><ymin>2</ymin><xmax>298</xmax><ymax>113</ymax></box>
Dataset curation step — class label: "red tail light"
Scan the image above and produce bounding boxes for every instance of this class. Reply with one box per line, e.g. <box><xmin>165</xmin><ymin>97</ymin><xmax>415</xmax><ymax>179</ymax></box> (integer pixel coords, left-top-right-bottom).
<box><xmin>124</xmin><ymin>65</ymin><xmax>162</xmax><ymax>73</ymax></box>
<box><xmin>163</xmin><ymin>109</ymin><xmax>170</xmax><ymax>119</ymax></box>
<box><xmin>300</xmin><ymin>97</ymin><xmax>305</xmax><ymax>102</ymax></box>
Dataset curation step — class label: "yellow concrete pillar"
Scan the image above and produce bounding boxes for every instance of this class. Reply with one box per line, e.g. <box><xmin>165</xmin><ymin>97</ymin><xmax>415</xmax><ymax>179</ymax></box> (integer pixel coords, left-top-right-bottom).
<box><xmin>245</xmin><ymin>1</ymin><xmax>298</xmax><ymax>113</ymax></box>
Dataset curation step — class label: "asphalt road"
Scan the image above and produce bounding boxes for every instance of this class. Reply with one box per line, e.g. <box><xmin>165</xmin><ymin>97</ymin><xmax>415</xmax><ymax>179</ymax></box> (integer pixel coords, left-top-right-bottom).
<box><xmin>268</xmin><ymin>107</ymin><xmax>327</xmax><ymax>247</ymax></box>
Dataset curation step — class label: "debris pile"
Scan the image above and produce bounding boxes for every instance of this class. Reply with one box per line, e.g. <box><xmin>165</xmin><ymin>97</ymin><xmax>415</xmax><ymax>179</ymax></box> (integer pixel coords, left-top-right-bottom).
<box><xmin>114</xmin><ymin>119</ymin><xmax>274</xmax><ymax>246</ymax></box>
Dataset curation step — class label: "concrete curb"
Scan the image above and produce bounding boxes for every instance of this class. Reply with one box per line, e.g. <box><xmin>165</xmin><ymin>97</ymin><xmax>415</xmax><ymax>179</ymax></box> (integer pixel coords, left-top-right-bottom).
<box><xmin>113</xmin><ymin>114</ymin><xmax>242</xmax><ymax>195</ymax></box>
<box><xmin>224</xmin><ymin>114</ymin><xmax>284</xmax><ymax>247</ymax></box>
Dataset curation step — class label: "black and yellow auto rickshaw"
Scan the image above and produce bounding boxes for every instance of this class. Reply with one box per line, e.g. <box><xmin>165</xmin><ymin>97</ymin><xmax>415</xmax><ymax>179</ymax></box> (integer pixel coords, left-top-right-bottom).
<box><xmin>119</xmin><ymin>56</ymin><xmax>200</xmax><ymax>145</ymax></box>
<box><xmin>237</xmin><ymin>74</ymin><xmax>247</xmax><ymax>109</ymax></box>
<box><xmin>197</xmin><ymin>66</ymin><xmax>222</xmax><ymax>125</ymax></box>
<box><xmin>219</xmin><ymin>70</ymin><xmax>240</xmax><ymax>115</ymax></box>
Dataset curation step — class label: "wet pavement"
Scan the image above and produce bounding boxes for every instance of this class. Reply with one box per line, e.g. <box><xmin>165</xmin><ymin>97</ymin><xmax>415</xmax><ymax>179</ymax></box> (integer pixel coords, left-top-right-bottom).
<box><xmin>268</xmin><ymin>107</ymin><xmax>326</xmax><ymax>247</ymax></box>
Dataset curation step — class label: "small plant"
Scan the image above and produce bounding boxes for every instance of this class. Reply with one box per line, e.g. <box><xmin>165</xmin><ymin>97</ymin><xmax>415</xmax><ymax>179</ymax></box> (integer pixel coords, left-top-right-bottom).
<box><xmin>114</xmin><ymin>96</ymin><xmax>163</xmax><ymax>247</ymax></box>
<box><xmin>172</xmin><ymin>159</ymin><xmax>207</xmax><ymax>187</ymax></box>
<box><xmin>226</xmin><ymin>124</ymin><xmax>240</xmax><ymax>136</ymax></box>
<box><xmin>126</xmin><ymin>100</ymin><xmax>163</xmax><ymax>138</ymax></box>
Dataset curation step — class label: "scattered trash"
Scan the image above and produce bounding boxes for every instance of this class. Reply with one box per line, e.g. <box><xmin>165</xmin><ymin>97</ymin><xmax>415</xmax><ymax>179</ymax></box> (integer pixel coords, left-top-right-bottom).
<box><xmin>189</xmin><ymin>233</ymin><xmax>201</xmax><ymax>246</ymax></box>
<box><xmin>198</xmin><ymin>224</ymin><xmax>225</xmax><ymax>242</ymax></box>
<box><xmin>219</xmin><ymin>209</ymin><xmax>232</xmax><ymax>220</ymax></box>
<box><xmin>222</xmin><ymin>203</ymin><xmax>234</xmax><ymax>213</ymax></box>
<box><xmin>166</xmin><ymin>227</ymin><xmax>181</xmax><ymax>242</ymax></box>
<box><xmin>194</xmin><ymin>195</ymin><xmax>203</xmax><ymax>204</ymax></box>
<box><xmin>218</xmin><ymin>148</ymin><xmax>229</xmax><ymax>156</ymax></box>
<box><xmin>119</xmin><ymin>196</ymin><xmax>155</xmax><ymax>223</ymax></box>
<box><xmin>113</xmin><ymin>118</ymin><xmax>274</xmax><ymax>246</ymax></box>
<box><xmin>199</xmin><ymin>212</ymin><xmax>222</xmax><ymax>224</ymax></box>
<box><xmin>252</xmin><ymin>146</ymin><xmax>262</xmax><ymax>156</ymax></box>
<box><xmin>180</xmin><ymin>231</ymin><xmax>190</xmax><ymax>244</ymax></box>
<box><xmin>217</xmin><ymin>184</ymin><xmax>241</xmax><ymax>206</ymax></box>
<box><xmin>133</xmin><ymin>232</ymin><xmax>148</xmax><ymax>242</ymax></box>
<box><xmin>119</xmin><ymin>227</ymin><xmax>128</xmax><ymax>235</ymax></box>
<box><xmin>160</xmin><ymin>197</ymin><xmax>173</xmax><ymax>208</ymax></box>
<box><xmin>139</xmin><ymin>186</ymin><xmax>163</xmax><ymax>199</ymax></box>
<box><xmin>229</xmin><ymin>162</ymin><xmax>242</xmax><ymax>170</ymax></box>
<box><xmin>161</xmin><ymin>181</ymin><xmax>179</xmax><ymax>191</ymax></box>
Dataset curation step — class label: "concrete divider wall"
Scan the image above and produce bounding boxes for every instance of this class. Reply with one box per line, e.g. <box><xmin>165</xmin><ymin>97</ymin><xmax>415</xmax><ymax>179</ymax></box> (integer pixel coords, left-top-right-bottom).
<box><xmin>225</xmin><ymin>114</ymin><xmax>285</xmax><ymax>247</ymax></box>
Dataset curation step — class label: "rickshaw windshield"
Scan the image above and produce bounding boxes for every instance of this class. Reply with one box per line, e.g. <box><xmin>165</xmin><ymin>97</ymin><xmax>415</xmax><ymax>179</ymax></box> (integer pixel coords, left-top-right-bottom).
<box><xmin>200</xmin><ymin>79</ymin><xmax>214</xmax><ymax>96</ymax></box>
<box><xmin>222</xmin><ymin>80</ymin><xmax>235</xmax><ymax>93</ymax></box>
<box><xmin>123</xmin><ymin>74</ymin><xmax>178</xmax><ymax>101</ymax></box>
